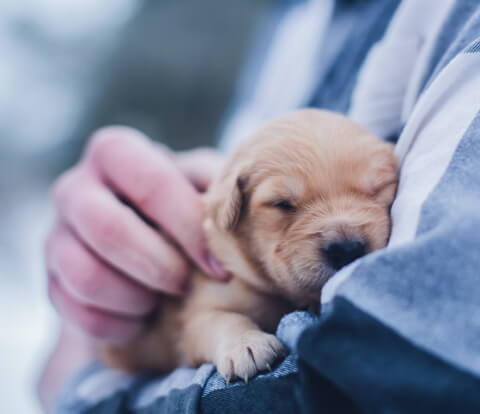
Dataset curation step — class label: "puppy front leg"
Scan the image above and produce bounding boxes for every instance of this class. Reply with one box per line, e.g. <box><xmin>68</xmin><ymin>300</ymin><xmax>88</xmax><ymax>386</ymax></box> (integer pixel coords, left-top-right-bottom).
<box><xmin>182</xmin><ymin>310</ymin><xmax>285</xmax><ymax>383</ymax></box>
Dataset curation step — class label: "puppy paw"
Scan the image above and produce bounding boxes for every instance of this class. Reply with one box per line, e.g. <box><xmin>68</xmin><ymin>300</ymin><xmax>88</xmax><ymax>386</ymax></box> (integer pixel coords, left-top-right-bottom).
<box><xmin>215</xmin><ymin>330</ymin><xmax>285</xmax><ymax>384</ymax></box>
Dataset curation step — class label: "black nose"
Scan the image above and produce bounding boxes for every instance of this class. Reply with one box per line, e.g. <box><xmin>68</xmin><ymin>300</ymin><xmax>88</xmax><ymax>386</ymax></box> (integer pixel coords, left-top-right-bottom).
<box><xmin>323</xmin><ymin>239</ymin><xmax>366</xmax><ymax>270</ymax></box>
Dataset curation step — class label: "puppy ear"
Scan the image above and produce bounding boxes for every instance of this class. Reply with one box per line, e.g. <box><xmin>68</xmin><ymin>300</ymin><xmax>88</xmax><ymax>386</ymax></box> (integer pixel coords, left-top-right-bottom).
<box><xmin>208</xmin><ymin>166</ymin><xmax>249</xmax><ymax>231</ymax></box>
<box><xmin>365</xmin><ymin>143</ymin><xmax>398</xmax><ymax>205</ymax></box>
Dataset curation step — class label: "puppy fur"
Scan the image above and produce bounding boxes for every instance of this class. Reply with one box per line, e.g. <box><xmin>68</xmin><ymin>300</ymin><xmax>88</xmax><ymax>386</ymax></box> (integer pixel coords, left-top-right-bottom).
<box><xmin>102</xmin><ymin>109</ymin><xmax>398</xmax><ymax>383</ymax></box>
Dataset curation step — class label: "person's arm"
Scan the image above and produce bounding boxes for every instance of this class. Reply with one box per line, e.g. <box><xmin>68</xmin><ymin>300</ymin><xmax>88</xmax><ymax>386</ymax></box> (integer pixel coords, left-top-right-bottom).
<box><xmin>38</xmin><ymin>127</ymin><xmax>227</xmax><ymax>411</ymax></box>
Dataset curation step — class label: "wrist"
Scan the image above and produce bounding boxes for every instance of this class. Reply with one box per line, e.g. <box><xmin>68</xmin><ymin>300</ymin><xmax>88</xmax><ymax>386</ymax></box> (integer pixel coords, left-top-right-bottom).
<box><xmin>37</xmin><ymin>323</ymin><xmax>97</xmax><ymax>413</ymax></box>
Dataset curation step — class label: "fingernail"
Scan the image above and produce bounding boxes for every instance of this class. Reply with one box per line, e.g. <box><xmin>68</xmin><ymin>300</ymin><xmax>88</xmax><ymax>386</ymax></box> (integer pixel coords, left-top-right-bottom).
<box><xmin>206</xmin><ymin>251</ymin><xmax>230</xmax><ymax>280</ymax></box>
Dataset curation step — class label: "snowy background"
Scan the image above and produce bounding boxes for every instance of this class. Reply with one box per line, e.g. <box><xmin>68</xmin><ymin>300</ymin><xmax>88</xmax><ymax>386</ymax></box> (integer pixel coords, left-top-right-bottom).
<box><xmin>0</xmin><ymin>1</ymin><xmax>269</xmax><ymax>412</ymax></box>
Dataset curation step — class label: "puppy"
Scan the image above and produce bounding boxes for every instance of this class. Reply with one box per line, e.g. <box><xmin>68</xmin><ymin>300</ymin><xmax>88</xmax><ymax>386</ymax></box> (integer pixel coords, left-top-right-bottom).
<box><xmin>102</xmin><ymin>109</ymin><xmax>398</xmax><ymax>383</ymax></box>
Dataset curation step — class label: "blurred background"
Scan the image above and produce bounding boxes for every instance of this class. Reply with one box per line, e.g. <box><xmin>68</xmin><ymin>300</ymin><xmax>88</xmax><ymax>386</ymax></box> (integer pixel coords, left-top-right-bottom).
<box><xmin>0</xmin><ymin>1</ymin><xmax>272</xmax><ymax>411</ymax></box>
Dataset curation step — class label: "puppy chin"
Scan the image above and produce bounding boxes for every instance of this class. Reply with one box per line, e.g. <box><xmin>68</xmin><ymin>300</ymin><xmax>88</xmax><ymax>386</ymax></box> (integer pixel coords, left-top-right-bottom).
<box><xmin>272</xmin><ymin>266</ymin><xmax>330</xmax><ymax>307</ymax></box>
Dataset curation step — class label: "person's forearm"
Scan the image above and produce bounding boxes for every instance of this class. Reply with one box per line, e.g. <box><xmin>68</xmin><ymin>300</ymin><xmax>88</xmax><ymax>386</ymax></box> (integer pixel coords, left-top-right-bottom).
<box><xmin>38</xmin><ymin>324</ymin><xmax>97</xmax><ymax>413</ymax></box>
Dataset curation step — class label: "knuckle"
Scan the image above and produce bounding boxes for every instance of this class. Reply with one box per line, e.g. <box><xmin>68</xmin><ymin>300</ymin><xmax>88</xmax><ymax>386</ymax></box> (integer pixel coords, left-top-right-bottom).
<box><xmin>124</xmin><ymin>156</ymin><xmax>172</xmax><ymax>212</ymax></box>
<box><xmin>52</xmin><ymin>168</ymin><xmax>77</xmax><ymax>206</ymax></box>
<box><xmin>127</xmin><ymin>155</ymin><xmax>174</xmax><ymax>212</ymax></box>
<box><xmin>74</xmin><ymin>262</ymin><xmax>103</xmax><ymax>299</ymax></box>
<box><xmin>77</xmin><ymin>199</ymin><xmax>124</xmax><ymax>251</ymax></box>
<box><xmin>87</xmin><ymin>126</ymin><xmax>141</xmax><ymax>162</ymax></box>
<box><xmin>93</xmin><ymin>216</ymin><xmax>124</xmax><ymax>251</ymax></box>
<box><xmin>135</xmin><ymin>175</ymin><xmax>166</xmax><ymax>212</ymax></box>
<box><xmin>59</xmin><ymin>246</ymin><xmax>103</xmax><ymax>299</ymax></box>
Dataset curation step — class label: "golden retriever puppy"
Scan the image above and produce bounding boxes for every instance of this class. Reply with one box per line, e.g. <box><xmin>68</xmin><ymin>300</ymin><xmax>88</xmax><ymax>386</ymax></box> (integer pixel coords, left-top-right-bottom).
<box><xmin>102</xmin><ymin>109</ymin><xmax>398</xmax><ymax>383</ymax></box>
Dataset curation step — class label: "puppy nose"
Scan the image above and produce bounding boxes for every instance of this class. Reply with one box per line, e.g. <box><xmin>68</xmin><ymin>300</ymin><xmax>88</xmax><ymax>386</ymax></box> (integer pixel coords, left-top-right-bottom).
<box><xmin>323</xmin><ymin>239</ymin><xmax>366</xmax><ymax>270</ymax></box>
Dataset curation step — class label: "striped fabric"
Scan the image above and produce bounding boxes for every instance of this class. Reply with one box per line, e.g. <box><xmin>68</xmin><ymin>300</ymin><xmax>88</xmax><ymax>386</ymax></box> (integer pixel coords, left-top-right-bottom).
<box><xmin>466</xmin><ymin>39</ymin><xmax>480</xmax><ymax>53</ymax></box>
<box><xmin>57</xmin><ymin>1</ymin><xmax>480</xmax><ymax>413</ymax></box>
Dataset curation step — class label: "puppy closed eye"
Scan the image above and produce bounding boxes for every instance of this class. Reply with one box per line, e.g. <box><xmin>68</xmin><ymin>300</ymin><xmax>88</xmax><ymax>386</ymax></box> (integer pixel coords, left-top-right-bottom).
<box><xmin>271</xmin><ymin>199</ymin><xmax>296</xmax><ymax>213</ymax></box>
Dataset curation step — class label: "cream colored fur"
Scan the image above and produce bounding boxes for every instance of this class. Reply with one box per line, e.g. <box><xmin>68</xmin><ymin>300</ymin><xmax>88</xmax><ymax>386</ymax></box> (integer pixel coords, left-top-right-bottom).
<box><xmin>102</xmin><ymin>109</ymin><xmax>398</xmax><ymax>383</ymax></box>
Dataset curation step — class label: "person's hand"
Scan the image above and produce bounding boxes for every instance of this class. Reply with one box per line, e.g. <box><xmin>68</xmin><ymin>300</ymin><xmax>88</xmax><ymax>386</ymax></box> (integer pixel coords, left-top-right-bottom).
<box><xmin>45</xmin><ymin>126</ymin><xmax>227</xmax><ymax>344</ymax></box>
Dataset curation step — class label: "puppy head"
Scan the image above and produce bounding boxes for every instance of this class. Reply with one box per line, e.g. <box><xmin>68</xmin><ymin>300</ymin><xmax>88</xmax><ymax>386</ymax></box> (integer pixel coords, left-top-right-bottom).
<box><xmin>205</xmin><ymin>109</ymin><xmax>398</xmax><ymax>306</ymax></box>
